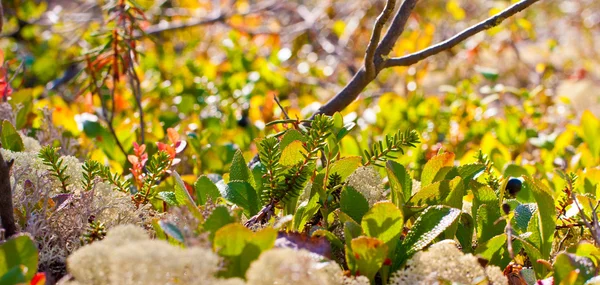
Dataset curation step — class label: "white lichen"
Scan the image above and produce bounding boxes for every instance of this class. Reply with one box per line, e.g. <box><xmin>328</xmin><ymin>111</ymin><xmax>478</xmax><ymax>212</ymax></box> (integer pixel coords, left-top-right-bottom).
<box><xmin>67</xmin><ymin>225</ymin><xmax>223</xmax><ymax>285</ymax></box>
<box><xmin>346</xmin><ymin>166</ymin><xmax>386</xmax><ymax>206</ymax></box>
<box><xmin>389</xmin><ymin>240</ymin><xmax>508</xmax><ymax>285</ymax></box>
<box><xmin>246</xmin><ymin>248</ymin><xmax>343</xmax><ymax>285</ymax></box>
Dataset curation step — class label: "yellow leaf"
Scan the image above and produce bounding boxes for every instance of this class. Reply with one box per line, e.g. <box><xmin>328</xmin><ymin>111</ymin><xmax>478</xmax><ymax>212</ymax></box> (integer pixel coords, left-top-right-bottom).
<box><xmin>279</xmin><ymin>140</ymin><xmax>306</xmax><ymax>166</ymax></box>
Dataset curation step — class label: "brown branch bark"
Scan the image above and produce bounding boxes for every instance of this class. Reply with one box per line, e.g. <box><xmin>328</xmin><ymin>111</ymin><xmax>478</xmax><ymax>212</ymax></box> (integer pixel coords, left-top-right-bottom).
<box><xmin>311</xmin><ymin>0</ymin><xmax>540</xmax><ymax>119</ymax></box>
<box><xmin>0</xmin><ymin>146</ymin><xmax>17</xmax><ymax>238</ymax></box>
<box><xmin>385</xmin><ymin>0</ymin><xmax>540</xmax><ymax>67</ymax></box>
<box><xmin>311</xmin><ymin>0</ymin><xmax>418</xmax><ymax>118</ymax></box>
<box><xmin>364</xmin><ymin>0</ymin><xmax>397</xmax><ymax>79</ymax></box>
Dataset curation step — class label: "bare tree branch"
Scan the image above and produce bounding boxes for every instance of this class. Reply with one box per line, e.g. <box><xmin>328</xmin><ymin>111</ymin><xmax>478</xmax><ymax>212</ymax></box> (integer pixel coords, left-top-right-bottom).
<box><xmin>311</xmin><ymin>0</ymin><xmax>418</xmax><ymax>118</ymax></box>
<box><xmin>374</xmin><ymin>0</ymin><xmax>419</xmax><ymax>68</ymax></box>
<box><xmin>385</xmin><ymin>0</ymin><xmax>540</xmax><ymax>67</ymax></box>
<box><xmin>311</xmin><ymin>0</ymin><xmax>540</xmax><ymax>118</ymax></box>
<box><xmin>364</xmin><ymin>0</ymin><xmax>397</xmax><ymax>80</ymax></box>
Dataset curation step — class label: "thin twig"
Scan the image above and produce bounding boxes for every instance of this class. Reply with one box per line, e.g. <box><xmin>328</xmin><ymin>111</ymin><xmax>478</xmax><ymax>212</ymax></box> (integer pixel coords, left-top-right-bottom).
<box><xmin>273</xmin><ymin>95</ymin><xmax>290</xmax><ymax>120</ymax></box>
<box><xmin>136</xmin><ymin>1</ymin><xmax>278</xmax><ymax>38</ymax></box>
<box><xmin>385</xmin><ymin>0</ymin><xmax>541</xmax><ymax>67</ymax></box>
<box><xmin>364</xmin><ymin>0</ymin><xmax>396</xmax><ymax>79</ymax></box>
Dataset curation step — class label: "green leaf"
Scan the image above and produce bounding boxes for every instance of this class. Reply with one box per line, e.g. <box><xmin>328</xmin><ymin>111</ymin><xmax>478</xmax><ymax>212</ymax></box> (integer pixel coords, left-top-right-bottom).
<box><xmin>581</xmin><ymin>111</ymin><xmax>600</xmax><ymax>158</ymax></box>
<box><xmin>471</xmin><ymin>182</ymin><xmax>498</xmax><ymax>223</ymax></box>
<box><xmin>325</xmin><ymin>156</ymin><xmax>362</xmax><ymax>181</ymax></box>
<box><xmin>512</xmin><ymin>203</ymin><xmax>537</xmax><ymax>233</ymax></box>
<box><xmin>230</xmin><ymin>150</ymin><xmax>254</xmax><ymax>188</ymax></box>
<box><xmin>218</xmin><ymin>181</ymin><xmax>260</xmax><ymax>217</ymax></box>
<box><xmin>340</xmin><ymin>186</ymin><xmax>370</xmax><ymax>223</ymax></box>
<box><xmin>456</xmin><ymin>212</ymin><xmax>474</xmax><ymax>253</ymax></box>
<box><xmin>204</xmin><ymin>206</ymin><xmax>235</xmax><ymax>242</ymax></box>
<box><xmin>475</xmin><ymin>234</ymin><xmax>508</xmax><ymax>265</ymax></box>
<box><xmin>194</xmin><ymin>175</ymin><xmax>221</xmax><ymax>205</ymax></box>
<box><xmin>172</xmin><ymin>172</ymin><xmax>203</xmax><ymax>222</ymax></box>
<box><xmin>157</xmin><ymin>191</ymin><xmax>178</xmax><ymax>206</ymax></box>
<box><xmin>457</xmin><ymin>163</ymin><xmax>486</xmax><ymax>186</ymax></box>
<box><xmin>524</xmin><ymin>176</ymin><xmax>555</xmax><ymax>260</ymax></box>
<box><xmin>0</xmin><ymin>266</ymin><xmax>27</xmax><ymax>285</ymax></box>
<box><xmin>279</xmin><ymin>129</ymin><xmax>306</xmax><ymax>149</ymax></box>
<box><xmin>421</xmin><ymin>152</ymin><xmax>454</xmax><ymax>186</ymax></box>
<box><xmin>293</xmin><ymin>193</ymin><xmax>321</xmax><ymax>231</ymax></box>
<box><xmin>279</xmin><ymin>140</ymin><xmax>306</xmax><ymax>166</ymax></box>
<box><xmin>0</xmin><ymin>234</ymin><xmax>38</xmax><ymax>281</ymax></box>
<box><xmin>213</xmin><ymin>224</ymin><xmax>276</xmax><ymax>278</ymax></box>
<box><xmin>393</xmin><ymin>205</ymin><xmax>461</xmax><ymax>271</ymax></box>
<box><xmin>504</xmin><ymin>164</ymin><xmax>529</xmax><ymax>178</ymax></box>
<box><xmin>361</xmin><ymin>202</ymin><xmax>403</xmax><ymax>257</ymax></box>
<box><xmin>513</xmin><ymin>236</ymin><xmax>545</xmax><ymax>278</ymax></box>
<box><xmin>312</xmin><ymin>230</ymin><xmax>344</xmax><ymax>249</ymax></box>
<box><xmin>350</xmin><ymin>237</ymin><xmax>388</xmax><ymax>282</ymax></box>
<box><xmin>476</xmin><ymin>204</ymin><xmax>505</xmax><ymax>244</ymax></box>
<box><xmin>1</xmin><ymin>120</ymin><xmax>24</xmax><ymax>152</ymax></box>
<box><xmin>386</xmin><ymin>160</ymin><xmax>412</xmax><ymax>208</ymax></box>
<box><xmin>158</xmin><ymin>221</ymin><xmax>185</xmax><ymax>243</ymax></box>
<box><xmin>554</xmin><ymin>253</ymin><xmax>597</xmax><ymax>285</ymax></box>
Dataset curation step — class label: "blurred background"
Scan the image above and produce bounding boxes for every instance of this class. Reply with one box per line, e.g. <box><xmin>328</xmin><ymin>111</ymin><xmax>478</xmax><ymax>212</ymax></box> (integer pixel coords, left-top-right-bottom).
<box><xmin>0</xmin><ymin>0</ymin><xmax>599</xmax><ymax>176</ymax></box>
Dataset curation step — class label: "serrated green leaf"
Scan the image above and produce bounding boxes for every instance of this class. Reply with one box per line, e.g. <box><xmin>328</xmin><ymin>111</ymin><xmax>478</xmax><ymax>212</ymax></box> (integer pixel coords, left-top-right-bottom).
<box><xmin>457</xmin><ymin>163</ymin><xmax>486</xmax><ymax>185</ymax></box>
<box><xmin>362</xmin><ymin>202</ymin><xmax>403</xmax><ymax>258</ymax></box>
<box><xmin>392</xmin><ymin>205</ymin><xmax>461</xmax><ymax>271</ymax></box>
<box><xmin>217</xmin><ymin>180</ymin><xmax>260</xmax><ymax>217</ymax></box>
<box><xmin>340</xmin><ymin>186</ymin><xmax>370</xmax><ymax>223</ymax></box>
<box><xmin>476</xmin><ymin>204</ymin><xmax>505</xmax><ymax>244</ymax></box>
<box><xmin>157</xmin><ymin>191</ymin><xmax>178</xmax><ymax>206</ymax></box>
<box><xmin>524</xmin><ymin>176</ymin><xmax>555</xmax><ymax>260</ymax></box>
<box><xmin>1</xmin><ymin>120</ymin><xmax>24</xmax><ymax>152</ymax></box>
<box><xmin>512</xmin><ymin>203</ymin><xmax>537</xmax><ymax>233</ymax></box>
<box><xmin>471</xmin><ymin>181</ymin><xmax>498</xmax><ymax>223</ymax></box>
<box><xmin>194</xmin><ymin>175</ymin><xmax>221</xmax><ymax>205</ymax></box>
<box><xmin>456</xmin><ymin>212</ymin><xmax>475</xmax><ymax>253</ymax></box>
<box><xmin>230</xmin><ymin>150</ymin><xmax>254</xmax><ymax>187</ymax></box>
<box><xmin>204</xmin><ymin>206</ymin><xmax>235</xmax><ymax>242</ymax></box>
<box><xmin>386</xmin><ymin>160</ymin><xmax>412</xmax><ymax>208</ymax></box>
<box><xmin>350</xmin><ymin>237</ymin><xmax>388</xmax><ymax>282</ymax></box>
<box><xmin>0</xmin><ymin>234</ymin><xmax>38</xmax><ymax>281</ymax></box>
<box><xmin>421</xmin><ymin>152</ymin><xmax>455</xmax><ymax>186</ymax></box>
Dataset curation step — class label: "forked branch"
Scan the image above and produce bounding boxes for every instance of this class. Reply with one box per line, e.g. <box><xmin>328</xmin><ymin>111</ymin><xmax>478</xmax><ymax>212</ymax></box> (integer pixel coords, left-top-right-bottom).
<box><xmin>385</xmin><ymin>0</ymin><xmax>540</xmax><ymax>67</ymax></box>
<box><xmin>311</xmin><ymin>0</ymin><xmax>541</xmax><ymax>118</ymax></box>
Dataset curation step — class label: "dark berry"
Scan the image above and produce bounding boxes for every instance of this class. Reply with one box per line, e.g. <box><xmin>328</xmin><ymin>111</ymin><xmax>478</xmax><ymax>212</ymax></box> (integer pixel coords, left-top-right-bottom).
<box><xmin>506</xmin><ymin>178</ymin><xmax>522</xmax><ymax>196</ymax></box>
<box><xmin>502</xmin><ymin>203</ymin><xmax>511</xmax><ymax>215</ymax></box>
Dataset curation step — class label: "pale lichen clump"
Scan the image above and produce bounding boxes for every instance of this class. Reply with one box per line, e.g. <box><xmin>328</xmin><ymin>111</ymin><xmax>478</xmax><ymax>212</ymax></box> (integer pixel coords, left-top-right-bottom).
<box><xmin>246</xmin><ymin>248</ymin><xmax>343</xmax><ymax>285</ymax></box>
<box><xmin>1</xmin><ymin>140</ymin><xmax>152</xmax><ymax>276</ymax></box>
<box><xmin>389</xmin><ymin>240</ymin><xmax>508</xmax><ymax>285</ymax></box>
<box><xmin>342</xmin><ymin>276</ymin><xmax>370</xmax><ymax>285</ymax></box>
<box><xmin>66</xmin><ymin>224</ymin><xmax>234</xmax><ymax>285</ymax></box>
<box><xmin>346</xmin><ymin>166</ymin><xmax>386</xmax><ymax>206</ymax></box>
